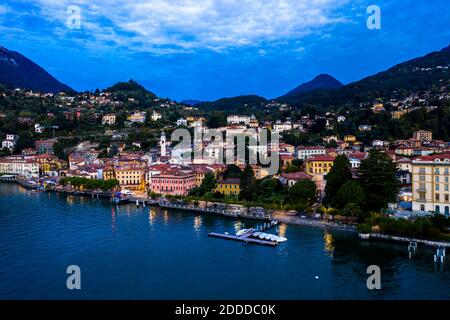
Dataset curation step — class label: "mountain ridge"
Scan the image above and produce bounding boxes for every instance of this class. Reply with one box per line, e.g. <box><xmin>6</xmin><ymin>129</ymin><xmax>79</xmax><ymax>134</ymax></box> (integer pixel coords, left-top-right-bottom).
<box><xmin>0</xmin><ymin>46</ymin><xmax>73</xmax><ymax>93</ymax></box>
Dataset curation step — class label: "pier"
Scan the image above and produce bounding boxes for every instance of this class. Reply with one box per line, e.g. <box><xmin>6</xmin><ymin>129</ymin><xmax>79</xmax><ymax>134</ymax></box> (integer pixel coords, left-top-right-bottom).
<box><xmin>159</xmin><ymin>202</ymin><xmax>272</xmax><ymax>221</ymax></box>
<box><xmin>208</xmin><ymin>220</ymin><xmax>281</xmax><ymax>247</ymax></box>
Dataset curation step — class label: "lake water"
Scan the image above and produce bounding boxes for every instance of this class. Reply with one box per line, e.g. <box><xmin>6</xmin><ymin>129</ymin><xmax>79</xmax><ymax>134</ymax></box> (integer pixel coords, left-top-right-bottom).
<box><xmin>0</xmin><ymin>183</ymin><xmax>449</xmax><ymax>300</ymax></box>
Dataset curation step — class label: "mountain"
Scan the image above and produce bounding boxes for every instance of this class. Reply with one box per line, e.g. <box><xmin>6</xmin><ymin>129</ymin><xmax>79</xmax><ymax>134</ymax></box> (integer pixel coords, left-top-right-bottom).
<box><xmin>196</xmin><ymin>95</ymin><xmax>268</xmax><ymax>112</ymax></box>
<box><xmin>278</xmin><ymin>44</ymin><xmax>450</xmax><ymax>108</ymax></box>
<box><xmin>0</xmin><ymin>46</ymin><xmax>72</xmax><ymax>93</ymax></box>
<box><xmin>281</xmin><ymin>74</ymin><xmax>343</xmax><ymax>98</ymax></box>
<box><xmin>181</xmin><ymin>99</ymin><xmax>203</xmax><ymax>106</ymax></box>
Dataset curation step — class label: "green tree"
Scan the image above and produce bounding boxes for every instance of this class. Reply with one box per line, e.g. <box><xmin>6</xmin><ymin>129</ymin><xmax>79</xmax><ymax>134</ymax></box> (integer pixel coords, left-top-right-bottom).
<box><xmin>359</xmin><ymin>150</ymin><xmax>399</xmax><ymax>212</ymax></box>
<box><xmin>239</xmin><ymin>165</ymin><xmax>256</xmax><ymax>201</ymax></box>
<box><xmin>223</xmin><ymin>164</ymin><xmax>242</xmax><ymax>179</ymax></box>
<box><xmin>324</xmin><ymin>155</ymin><xmax>352</xmax><ymax>204</ymax></box>
<box><xmin>200</xmin><ymin>172</ymin><xmax>216</xmax><ymax>195</ymax></box>
<box><xmin>335</xmin><ymin>180</ymin><xmax>364</xmax><ymax>209</ymax></box>
<box><xmin>288</xmin><ymin>179</ymin><xmax>317</xmax><ymax>210</ymax></box>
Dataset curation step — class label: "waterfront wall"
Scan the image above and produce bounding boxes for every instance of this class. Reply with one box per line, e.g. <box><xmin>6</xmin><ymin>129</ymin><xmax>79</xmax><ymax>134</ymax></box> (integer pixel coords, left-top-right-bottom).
<box><xmin>365</xmin><ymin>233</ymin><xmax>450</xmax><ymax>248</ymax></box>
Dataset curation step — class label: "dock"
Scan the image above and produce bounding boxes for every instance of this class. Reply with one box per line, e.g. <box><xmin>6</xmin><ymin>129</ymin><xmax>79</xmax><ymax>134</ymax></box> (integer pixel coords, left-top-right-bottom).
<box><xmin>208</xmin><ymin>232</ymin><xmax>278</xmax><ymax>246</ymax></box>
<box><xmin>208</xmin><ymin>220</ymin><xmax>281</xmax><ymax>247</ymax></box>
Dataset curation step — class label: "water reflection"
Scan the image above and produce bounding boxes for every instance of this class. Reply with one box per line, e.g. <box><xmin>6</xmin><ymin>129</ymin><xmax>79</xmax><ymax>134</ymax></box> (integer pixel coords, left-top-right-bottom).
<box><xmin>234</xmin><ymin>220</ymin><xmax>243</xmax><ymax>233</ymax></box>
<box><xmin>111</xmin><ymin>207</ymin><xmax>116</xmax><ymax>232</ymax></box>
<box><xmin>278</xmin><ymin>224</ymin><xmax>287</xmax><ymax>237</ymax></box>
<box><xmin>324</xmin><ymin>231</ymin><xmax>335</xmax><ymax>256</ymax></box>
<box><xmin>194</xmin><ymin>216</ymin><xmax>202</xmax><ymax>232</ymax></box>
<box><xmin>149</xmin><ymin>207</ymin><xmax>157</xmax><ymax>226</ymax></box>
<box><xmin>163</xmin><ymin>210</ymin><xmax>169</xmax><ymax>224</ymax></box>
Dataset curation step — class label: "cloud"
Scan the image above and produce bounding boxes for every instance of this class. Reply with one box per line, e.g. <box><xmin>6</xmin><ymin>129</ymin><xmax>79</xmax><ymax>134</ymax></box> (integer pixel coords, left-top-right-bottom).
<box><xmin>27</xmin><ymin>0</ymin><xmax>351</xmax><ymax>54</ymax></box>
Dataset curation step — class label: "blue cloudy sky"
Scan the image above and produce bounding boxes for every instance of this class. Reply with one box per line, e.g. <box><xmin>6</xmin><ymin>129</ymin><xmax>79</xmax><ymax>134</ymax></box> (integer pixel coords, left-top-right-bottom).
<box><xmin>0</xmin><ymin>0</ymin><xmax>449</xmax><ymax>101</ymax></box>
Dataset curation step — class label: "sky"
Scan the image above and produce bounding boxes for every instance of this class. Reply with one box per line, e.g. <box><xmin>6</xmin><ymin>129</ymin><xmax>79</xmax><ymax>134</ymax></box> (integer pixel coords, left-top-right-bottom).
<box><xmin>0</xmin><ymin>0</ymin><xmax>449</xmax><ymax>101</ymax></box>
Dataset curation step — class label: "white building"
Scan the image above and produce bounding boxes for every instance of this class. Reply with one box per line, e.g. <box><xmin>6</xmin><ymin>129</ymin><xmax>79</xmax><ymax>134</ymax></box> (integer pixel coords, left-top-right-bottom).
<box><xmin>151</xmin><ymin>111</ymin><xmax>162</xmax><ymax>121</ymax></box>
<box><xmin>273</xmin><ymin>121</ymin><xmax>292</xmax><ymax>132</ymax></box>
<box><xmin>176</xmin><ymin>118</ymin><xmax>187</xmax><ymax>126</ymax></box>
<box><xmin>102</xmin><ymin>113</ymin><xmax>116</xmax><ymax>125</ymax></box>
<box><xmin>0</xmin><ymin>158</ymin><xmax>40</xmax><ymax>178</ymax></box>
<box><xmin>2</xmin><ymin>134</ymin><xmax>18</xmax><ymax>150</ymax></box>
<box><xmin>227</xmin><ymin>115</ymin><xmax>251</xmax><ymax>125</ymax></box>
<box><xmin>297</xmin><ymin>146</ymin><xmax>326</xmax><ymax>160</ymax></box>
<box><xmin>337</xmin><ymin>116</ymin><xmax>346</xmax><ymax>123</ymax></box>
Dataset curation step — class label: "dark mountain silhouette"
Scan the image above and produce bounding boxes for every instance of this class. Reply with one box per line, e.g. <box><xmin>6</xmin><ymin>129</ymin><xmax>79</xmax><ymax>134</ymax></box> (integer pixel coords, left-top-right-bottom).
<box><xmin>0</xmin><ymin>46</ymin><xmax>72</xmax><ymax>93</ymax></box>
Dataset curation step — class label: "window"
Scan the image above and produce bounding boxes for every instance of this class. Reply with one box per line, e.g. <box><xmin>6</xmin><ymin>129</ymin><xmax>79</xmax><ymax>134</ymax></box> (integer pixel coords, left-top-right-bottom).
<box><xmin>435</xmin><ymin>194</ymin><xmax>440</xmax><ymax>201</ymax></box>
<box><xmin>435</xmin><ymin>168</ymin><xmax>440</xmax><ymax>174</ymax></box>
<box><xmin>435</xmin><ymin>176</ymin><xmax>440</xmax><ymax>183</ymax></box>
<box><xmin>436</xmin><ymin>184</ymin><xmax>440</xmax><ymax>191</ymax></box>
<box><xmin>445</xmin><ymin>194</ymin><xmax>449</xmax><ymax>202</ymax></box>
<box><xmin>419</xmin><ymin>168</ymin><xmax>425</xmax><ymax>174</ymax></box>
<box><xmin>420</xmin><ymin>175</ymin><xmax>425</xmax><ymax>182</ymax></box>
<box><xmin>420</xmin><ymin>204</ymin><xmax>425</xmax><ymax>211</ymax></box>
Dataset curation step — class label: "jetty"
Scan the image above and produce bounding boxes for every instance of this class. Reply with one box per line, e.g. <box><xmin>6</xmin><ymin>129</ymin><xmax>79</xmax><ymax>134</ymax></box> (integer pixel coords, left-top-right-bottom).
<box><xmin>208</xmin><ymin>220</ymin><xmax>282</xmax><ymax>247</ymax></box>
<box><xmin>159</xmin><ymin>202</ymin><xmax>272</xmax><ymax>221</ymax></box>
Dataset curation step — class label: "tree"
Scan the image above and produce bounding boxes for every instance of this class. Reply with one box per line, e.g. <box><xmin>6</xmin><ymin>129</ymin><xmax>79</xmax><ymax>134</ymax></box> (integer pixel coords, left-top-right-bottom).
<box><xmin>335</xmin><ymin>180</ymin><xmax>364</xmax><ymax>209</ymax></box>
<box><xmin>359</xmin><ymin>150</ymin><xmax>399</xmax><ymax>212</ymax></box>
<box><xmin>239</xmin><ymin>165</ymin><xmax>256</xmax><ymax>201</ymax></box>
<box><xmin>199</xmin><ymin>172</ymin><xmax>216</xmax><ymax>195</ymax></box>
<box><xmin>324</xmin><ymin>155</ymin><xmax>352</xmax><ymax>204</ymax></box>
<box><xmin>223</xmin><ymin>164</ymin><xmax>242</xmax><ymax>180</ymax></box>
<box><xmin>288</xmin><ymin>179</ymin><xmax>317</xmax><ymax>210</ymax></box>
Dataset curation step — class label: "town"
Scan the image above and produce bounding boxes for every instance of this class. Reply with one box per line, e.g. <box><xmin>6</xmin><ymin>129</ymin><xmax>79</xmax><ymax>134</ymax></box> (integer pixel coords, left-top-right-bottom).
<box><xmin>0</xmin><ymin>81</ymin><xmax>450</xmax><ymax>244</ymax></box>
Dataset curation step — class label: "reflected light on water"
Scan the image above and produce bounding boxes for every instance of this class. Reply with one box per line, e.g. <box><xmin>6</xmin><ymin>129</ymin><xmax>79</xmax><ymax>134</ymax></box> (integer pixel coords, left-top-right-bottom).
<box><xmin>324</xmin><ymin>231</ymin><xmax>335</xmax><ymax>255</ymax></box>
<box><xmin>194</xmin><ymin>216</ymin><xmax>202</xmax><ymax>232</ymax></box>
<box><xmin>278</xmin><ymin>224</ymin><xmax>287</xmax><ymax>237</ymax></box>
<box><xmin>163</xmin><ymin>210</ymin><xmax>169</xmax><ymax>224</ymax></box>
<box><xmin>149</xmin><ymin>207</ymin><xmax>156</xmax><ymax>226</ymax></box>
<box><xmin>234</xmin><ymin>220</ymin><xmax>243</xmax><ymax>232</ymax></box>
<box><xmin>111</xmin><ymin>207</ymin><xmax>116</xmax><ymax>232</ymax></box>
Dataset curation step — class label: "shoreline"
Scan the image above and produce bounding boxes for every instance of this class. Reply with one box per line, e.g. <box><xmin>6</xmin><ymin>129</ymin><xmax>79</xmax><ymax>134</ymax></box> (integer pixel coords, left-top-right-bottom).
<box><xmin>7</xmin><ymin>182</ymin><xmax>450</xmax><ymax>248</ymax></box>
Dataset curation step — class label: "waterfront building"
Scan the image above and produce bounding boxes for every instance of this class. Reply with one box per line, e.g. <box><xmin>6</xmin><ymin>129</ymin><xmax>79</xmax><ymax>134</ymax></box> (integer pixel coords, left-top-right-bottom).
<box><xmin>150</xmin><ymin>171</ymin><xmax>196</xmax><ymax>196</ymax></box>
<box><xmin>214</xmin><ymin>178</ymin><xmax>240</xmax><ymax>196</ymax></box>
<box><xmin>0</xmin><ymin>157</ymin><xmax>40</xmax><ymax>178</ymax></box>
<box><xmin>411</xmin><ymin>154</ymin><xmax>450</xmax><ymax>215</ymax></box>
<box><xmin>115</xmin><ymin>165</ymin><xmax>146</xmax><ymax>191</ymax></box>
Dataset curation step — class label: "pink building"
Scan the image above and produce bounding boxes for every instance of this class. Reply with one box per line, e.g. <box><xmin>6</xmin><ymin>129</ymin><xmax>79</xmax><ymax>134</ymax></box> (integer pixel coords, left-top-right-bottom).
<box><xmin>150</xmin><ymin>171</ymin><xmax>196</xmax><ymax>196</ymax></box>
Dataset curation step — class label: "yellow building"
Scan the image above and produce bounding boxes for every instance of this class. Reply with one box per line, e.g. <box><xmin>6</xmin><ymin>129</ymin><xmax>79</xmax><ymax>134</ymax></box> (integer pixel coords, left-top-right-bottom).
<box><xmin>412</xmin><ymin>154</ymin><xmax>450</xmax><ymax>215</ymax></box>
<box><xmin>305</xmin><ymin>156</ymin><xmax>336</xmax><ymax>193</ymax></box>
<box><xmin>114</xmin><ymin>165</ymin><xmax>146</xmax><ymax>191</ymax></box>
<box><xmin>344</xmin><ymin>135</ymin><xmax>357</xmax><ymax>143</ymax></box>
<box><xmin>214</xmin><ymin>178</ymin><xmax>241</xmax><ymax>196</ymax></box>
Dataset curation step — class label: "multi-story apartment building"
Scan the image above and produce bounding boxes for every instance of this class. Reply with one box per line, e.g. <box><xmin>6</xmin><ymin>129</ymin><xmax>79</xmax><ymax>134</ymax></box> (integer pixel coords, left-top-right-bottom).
<box><xmin>0</xmin><ymin>157</ymin><xmax>40</xmax><ymax>178</ymax></box>
<box><xmin>305</xmin><ymin>155</ymin><xmax>336</xmax><ymax>193</ymax></box>
<box><xmin>412</xmin><ymin>154</ymin><xmax>450</xmax><ymax>215</ymax></box>
<box><xmin>150</xmin><ymin>171</ymin><xmax>196</xmax><ymax>196</ymax></box>
<box><xmin>115</xmin><ymin>165</ymin><xmax>146</xmax><ymax>191</ymax></box>
<box><xmin>35</xmin><ymin>139</ymin><xmax>57</xmax><ymax>154</ymax></box>
<box><xmin>413</xmin><ymin>130</ymin><xmax>432</xmax><ymax>142</ymax></box>
<box><xmin>297</xmin><ymin>146</ymin><xmax>326</xmax><ymax>160</ymax></box>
